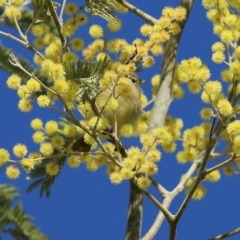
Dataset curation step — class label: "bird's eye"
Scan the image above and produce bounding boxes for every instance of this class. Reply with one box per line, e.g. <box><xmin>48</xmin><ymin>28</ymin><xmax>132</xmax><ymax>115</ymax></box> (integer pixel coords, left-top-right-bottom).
<box><xmin>130</xmin><ymin>77</ymin><xmax>137</xmax><ymax>83</ymax></box>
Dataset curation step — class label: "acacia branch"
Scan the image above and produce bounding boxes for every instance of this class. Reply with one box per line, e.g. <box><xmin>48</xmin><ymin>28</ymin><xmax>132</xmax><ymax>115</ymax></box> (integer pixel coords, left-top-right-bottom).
<box><xmin>141</xmin><ymin>149</ymin><xmax>206</xmax><ymax>240</ymax></box>
<box><xmin>141</xmin><ymin>1</ymin><xmax>195</xmax><ymax>239</ymax></box>
<box><xmin>170</xmin><ymin>122</ymin><xmax>227</xmax><ymax>239</ymax></box>
<box><xmin>168</xmin><ymin>60</ymin><xmax>240</xmax><ymax>239</ymax></box>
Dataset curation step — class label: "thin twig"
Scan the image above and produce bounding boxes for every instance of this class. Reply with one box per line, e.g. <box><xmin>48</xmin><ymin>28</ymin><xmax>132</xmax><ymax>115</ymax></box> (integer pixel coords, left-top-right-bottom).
<box><xmin>9</xmin><ymin>53</ymin><xmax>56</xmax><ymax>95</ymax></box>
<box><xmin>49</xmin><ymin>105</ymin><xmax>74</xmax><ymax>120</ymax></box>
<box><xmin>204</xmin><ymin>155</ymin><xmax>239</xmax><ymax>175</ymax></box>
<box><xmin>149</xmin><ymin>176</ymin><xmax>167</xmax><ymax>196</ymax></box>
<box><xmin>59</xmin><ymin>0</ymin><xmax>67</xmax><ymax>24</ymax></box>
<box><xmin>46</xmin><ymin>0</ymin><xmax>67</xmax><ymax>49</ymax></box>
<box><xmin>142</xmin><ymin>98</ymin><xmax>154</xmax><ymax>110</ymax></box>
<box><xmin>140</xmin><ymin>187</ymin><xmax>173</xmax><ymax>220</ymax></box>
<box><xmin>0</xmin><ymin>29</ymin><xmax>45</xmax><ymax>59</ymax></box>
<box><xmin>13</xmin><ymin>17</ymin><xmax>27</xmax><ymax>41</ymax></box>
<box><xmin>116</xmin><ymin>0</ymin><xmax>158</xmax><ymax>25</ymax></box>
<box><xmin>208</xmin><ymin>226</ymin><xmax>240</xmax><ymax>240</ymax></box>
<box><xmin>209</xmin><ymin>115</ymin><xmax>217</xmax><ymax>142</ymax></box>
<box><xmin>0</xmin><ymin>31</ymin><xmax>26</xmax><ymax>45</ymax></box>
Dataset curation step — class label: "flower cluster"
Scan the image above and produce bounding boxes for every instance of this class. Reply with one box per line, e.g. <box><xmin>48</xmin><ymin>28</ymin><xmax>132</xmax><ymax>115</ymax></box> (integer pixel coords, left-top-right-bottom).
<box><xmin>203</xmin><ymin>4</ymin><xmax>240</xmax><ymax>122</ymax></box>
<box><xmin>3</xmin><ymin>117</ymin><xmax>91</xmax><ymax>179</ymax></box>
<box><xmin>82</xmin><ymin>6</ymin><xmax>186</xmax><ymax>69</ymax></box>
<box><xmin>175</xmin><ymin>57</ymin><xmax>211</xmax><ymax>95</ymax></box>
<box><xmin>177</xmin><ymin>125</ymin><xmax>208</xmax><ymax>164</ymax></box>
<box><xmin>2</xmin><ymin>1</ymin><xmax>187</xmax><ymax>196</ymax></box>
<box><xmin>108</xmin><ymin>144</ymin><xmax>161</xmax><ymax>189</ymax></box>
<box><xmin>107</xmin><ymin>123</ymin><xmax>181</xmax><ymax>188</ymax></box>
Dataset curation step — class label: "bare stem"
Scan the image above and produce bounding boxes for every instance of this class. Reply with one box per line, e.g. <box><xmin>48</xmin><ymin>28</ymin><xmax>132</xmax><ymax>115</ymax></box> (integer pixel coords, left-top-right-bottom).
<box><xmin>116</xmin><ymin>0</ymin><xmax>158</xmax><ymax>25</ymax></box>
<box><xmin>13</xmin><ymin>17</ymin><xmax>27</xmax><ymax>41</ymax></box>
<box><xmin>204</xmin><ymin>155</ymin><xmax>239</xmax><ymax>175</ymax></box>
<box><xmin>59</xmin><ymin>0</ymin><xmax>67</xmax><ymax>24</ymax></box>
<box><xmin>0</xmin><ymin>29</ymin><xmax>45</xmax><ymax>60</ymax></box>
<box><xmin>142</xmin><ymin>98</ymin><xmax>154</xmax><ymax>110</ymax></box>
<box><xmin>208</xmin><ymin>226</ymin><xmax>240</xmax><ymax>240</ymax></box>
<box><xmin>0</xmin><ymin>31</ymin><xmax>26</xmax><ymax>45</ymax></box>
<box><xmin>149</xmin><ymin>176</ymin><xmax>167</xmax><ymax>196</ymax></box>
<box><xmin>140</xmin><ymin>186</ymin><xmax>173</xmax><ymax>221</ymax></box>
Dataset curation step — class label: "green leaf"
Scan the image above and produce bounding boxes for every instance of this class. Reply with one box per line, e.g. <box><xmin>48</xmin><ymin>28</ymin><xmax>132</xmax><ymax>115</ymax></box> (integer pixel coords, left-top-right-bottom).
<box><xmin>0</xmin><ymin>5</ymin><xmax>58</xmax><ymax>32</ymax></box>
<box><xmin>26</xmin><ymin>156</ymin><xmax>65</xmax><ymax>197</ymax></box>
<box><xmin>26</xmin><ymin>178</ymin><xmax>45</xmax><ymax>194</ymax></box>
<box><xmin>65</xmin><ymin>56</ymin><xmax>109</xmax><ymax>79</ymax></box>
<box><xmin>65</xmin><ymin>56</ymin><xmax>109</xmax><ymax>100</ymax></box>
<box><xmin>0</xmin><ymin>184</ymin><xmax>20</xmax><ymax>207</ymax></box>
<box><xmin>85</xmin><ymin>0</ymin><xmax>119</xmax><ymax>25</ymax></box>
<box><xmin>0</xmin><ymin>43</ymin><xmax>53</xmax><ymax>96</ymax></box>
<box><xmin>0</xmin><ymin>184</ymin><xmax>49</xmax><ymax>240</ymax></box>
<box><xmin>31</xmin><ymin>0</ymin><xmax>61</xmax><ymax>23</ymax></box>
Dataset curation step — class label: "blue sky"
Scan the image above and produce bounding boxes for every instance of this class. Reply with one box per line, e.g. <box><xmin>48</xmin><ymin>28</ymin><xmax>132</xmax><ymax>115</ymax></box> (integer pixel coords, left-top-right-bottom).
<box><xmin>1</xmin><ymin>0</ymin><xmax>240</xmax><ymax>239</ymax></box>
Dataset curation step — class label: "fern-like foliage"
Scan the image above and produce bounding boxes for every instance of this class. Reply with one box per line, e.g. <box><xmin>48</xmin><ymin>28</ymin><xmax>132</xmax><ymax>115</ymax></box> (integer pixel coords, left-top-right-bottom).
<box><xmin>31</xmin><ymin>0</ymin><xmax>61</xmax><ymax>23</ymax></box>
<box><xmin>26</xmin><ymin>155</ymin><xmax>65</xmax><ymax>198</ymax></box>
<box><xmin>65</xmin><ymin>57</ymin><xmax>109</xmax><ymax>80</ymax></box>
<box><xmin>85</xmin><ymin>0</ymin><xmax>119</xmax><ymax>25</ymax></box>
<box><xmin>0</xmin><ymin>4</ymin><xmax>58</xmax><ymax>37</ymax></box>
<box><xmin>0</xmin><ymin>184</ymin><xmax>49</xmax><ymax>240</ymax></box>
<box><xmin>65</xmin><ymin>56</ymin><xmax>109</xmax><ymax>100</ymax></box>
<box><xmin>26</xmin><ymin>119</ymin><xmax>77</xmax><ymax>198</ymax></box>
<box><xmin>0</xmin><ymin>43</ymin><xmax>52</xmax><ymax>91</ymax></box>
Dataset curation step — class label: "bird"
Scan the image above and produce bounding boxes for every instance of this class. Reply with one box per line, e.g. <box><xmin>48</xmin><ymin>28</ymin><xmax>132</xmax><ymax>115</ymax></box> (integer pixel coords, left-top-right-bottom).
<box><xmin>72</xmin><ymin>73</ymin><xmax>142</xmax><ymax>152</ymax></box>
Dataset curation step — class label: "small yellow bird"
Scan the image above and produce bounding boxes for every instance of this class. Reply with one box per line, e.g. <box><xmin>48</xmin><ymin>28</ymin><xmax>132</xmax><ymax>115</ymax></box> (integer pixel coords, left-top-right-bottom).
<box><xmin>72</xmin><ymin>73</ymin><xmax>142</xmax><ymax>152</ymax></box>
